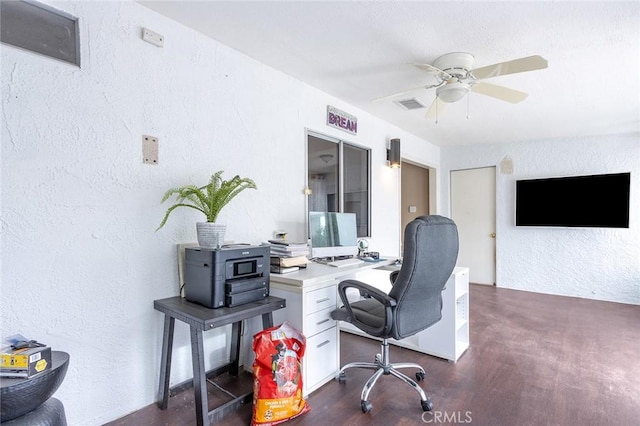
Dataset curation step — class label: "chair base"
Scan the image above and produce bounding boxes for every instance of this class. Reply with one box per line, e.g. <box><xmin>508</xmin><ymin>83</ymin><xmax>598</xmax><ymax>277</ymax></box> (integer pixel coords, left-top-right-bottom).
<box><xmin>336</xmin><ymin>338</ymin><xmax>433</xmax><ymax>413</ymax></box>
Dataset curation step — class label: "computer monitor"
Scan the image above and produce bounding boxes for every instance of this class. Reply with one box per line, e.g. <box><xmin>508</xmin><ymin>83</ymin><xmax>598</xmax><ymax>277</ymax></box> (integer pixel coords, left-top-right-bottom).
<box><xmin>309</xmin><ymin>211</ymin><xmax>358</xmax><ymax>259</ymax></box>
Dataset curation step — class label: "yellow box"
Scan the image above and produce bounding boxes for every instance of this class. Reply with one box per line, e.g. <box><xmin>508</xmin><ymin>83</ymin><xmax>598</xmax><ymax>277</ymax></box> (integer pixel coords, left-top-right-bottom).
<box><xmin>0</xmin><ymin>346</ymin><xmax>51</xmax><ymax>378</ymax></box>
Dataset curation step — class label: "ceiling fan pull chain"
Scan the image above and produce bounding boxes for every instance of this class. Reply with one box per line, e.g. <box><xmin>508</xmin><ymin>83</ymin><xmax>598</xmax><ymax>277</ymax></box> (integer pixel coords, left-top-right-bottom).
<box><xmin>466</xmin><ymin>94</ymin><xmax>470</xmax><ymax>119</ymax></box>
<box><xmin>435</xmin><ymin>96</ymin><xmax>439</xmax><ymax>124</ymax></box>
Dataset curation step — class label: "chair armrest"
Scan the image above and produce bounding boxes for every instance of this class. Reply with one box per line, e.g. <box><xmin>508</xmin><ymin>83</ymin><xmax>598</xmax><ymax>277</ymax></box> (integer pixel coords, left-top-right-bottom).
<box><xmin>337</xmin><ymin>279</ymin><xmax>396</xmax><ymax>307</ymax></box>
<box><xmin>336</xmin><ymin>279</ymin><xmax>396</xmax><ymax>335</ymax></box>
<box><xmin>389</xmin><ymin>270</ymin><xmax>400</xmax><ymax>285</ymax></box>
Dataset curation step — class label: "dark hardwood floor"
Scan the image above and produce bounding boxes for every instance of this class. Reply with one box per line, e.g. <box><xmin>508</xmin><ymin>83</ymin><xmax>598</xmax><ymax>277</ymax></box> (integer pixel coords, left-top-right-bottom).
<box><xmin>107</xmin><ymin>284</ymin><xmax>640</xmax><ymax>425</ymax></box>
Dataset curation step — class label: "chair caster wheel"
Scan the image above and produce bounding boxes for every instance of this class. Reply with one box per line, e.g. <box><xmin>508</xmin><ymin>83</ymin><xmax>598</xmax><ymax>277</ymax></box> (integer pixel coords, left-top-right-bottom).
<box><xmin>337</xmin><ymin>372</ymin><xmax>347</xmax><ymax>384</ymax></box>
<box><xmin>415</xmin><ymin>371</ymin><xmax>425</xmax><ymax>381</ymax></box>
<box><xmin>361</xmin><ymin>400</ymin><xmax>372</xmax><ymax>413</ymax></box>
<box><xmin>421</xmin><ymin>399</ymin><xmax>434</xmax><ymax>411</ymax></box>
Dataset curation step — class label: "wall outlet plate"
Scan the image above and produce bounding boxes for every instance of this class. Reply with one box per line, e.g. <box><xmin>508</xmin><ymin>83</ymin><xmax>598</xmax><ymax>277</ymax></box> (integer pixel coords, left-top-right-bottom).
<box><xmin>142</xmin><ymin>135</ymin><xmax>158</xmax><ymax>165</ymax></box>
<box><xmin>142</xmin><ymin>27</ymin><xmax>164</xmax><ymax>48</ymax></box>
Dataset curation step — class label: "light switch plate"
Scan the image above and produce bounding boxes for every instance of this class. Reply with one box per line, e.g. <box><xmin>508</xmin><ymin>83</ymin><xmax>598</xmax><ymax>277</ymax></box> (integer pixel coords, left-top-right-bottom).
<box><xmin>142</xmin><ymin>135</ymin><xmax>158</xmax><ymax>165</ymax></box>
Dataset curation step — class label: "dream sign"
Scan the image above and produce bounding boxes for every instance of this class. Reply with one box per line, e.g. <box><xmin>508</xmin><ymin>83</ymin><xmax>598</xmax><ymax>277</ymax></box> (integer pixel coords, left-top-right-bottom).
<box><xmin>327</xmin><ymin>105</ymin><xmax>357</xmax><ymax>135</ymax></box>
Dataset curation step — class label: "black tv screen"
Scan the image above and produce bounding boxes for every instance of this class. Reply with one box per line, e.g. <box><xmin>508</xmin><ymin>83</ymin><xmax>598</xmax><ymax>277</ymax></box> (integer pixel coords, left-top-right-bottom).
<box><xmin>515</xmin><ymin>173</ymin><xmax>630</xmax><ymax>228</ymax></box>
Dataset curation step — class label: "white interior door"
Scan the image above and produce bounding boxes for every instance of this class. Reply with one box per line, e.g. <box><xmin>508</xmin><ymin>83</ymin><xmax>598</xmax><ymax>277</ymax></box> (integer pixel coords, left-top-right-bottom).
<box><xmin>451</xmin><ymin>167</ymin><xmax>496</xmax><ymax>285</ymax></box>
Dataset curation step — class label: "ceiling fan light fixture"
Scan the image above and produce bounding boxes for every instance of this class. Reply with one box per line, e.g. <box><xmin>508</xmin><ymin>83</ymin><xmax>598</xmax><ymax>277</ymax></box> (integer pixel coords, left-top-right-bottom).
<box><xmin>433</xmin><ymin>52</ymin><xmax>475</xmax><ymax>75</ymax></box>
<box><xmin>436</xmin><ymin>82</ymin><xmax>470</xmax><ymax>103</ymax></box>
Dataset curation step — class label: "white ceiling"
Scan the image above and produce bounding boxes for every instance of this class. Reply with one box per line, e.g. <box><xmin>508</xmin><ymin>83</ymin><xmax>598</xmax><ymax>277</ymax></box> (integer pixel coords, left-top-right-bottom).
<box><xmin>140</xmin><ymin>1</ymin><xmax>640</xmax><ymax>147</ymax></box>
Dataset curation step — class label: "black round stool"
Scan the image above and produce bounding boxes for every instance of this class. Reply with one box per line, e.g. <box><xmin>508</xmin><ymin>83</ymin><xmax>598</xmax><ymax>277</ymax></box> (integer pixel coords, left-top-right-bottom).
<box><xmin>2</xmin><ymin>397</ymin><xmax>67</xmax><ymax>426</ymax></box>
<box><xmin>1</xmin><ymin>351</ymin><xmax>69</xmax><ymax>425</ymax></box>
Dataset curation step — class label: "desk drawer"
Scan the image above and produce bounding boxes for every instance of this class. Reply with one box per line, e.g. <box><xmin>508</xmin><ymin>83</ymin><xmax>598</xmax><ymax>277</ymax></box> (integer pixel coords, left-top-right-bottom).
<box><xmin>305</xmin><ymin>307</ymin><xmax>336</xmax><ymax>336</ymax></box>
<box><xmin>304</xmin><ymin>286</ymin><xmax>337</xmax><ymax>315</ymax></box>
<box><xmin>305</xmin><ymin>327</ymin><xmax>337</xmax><ymax>390</ymax></box>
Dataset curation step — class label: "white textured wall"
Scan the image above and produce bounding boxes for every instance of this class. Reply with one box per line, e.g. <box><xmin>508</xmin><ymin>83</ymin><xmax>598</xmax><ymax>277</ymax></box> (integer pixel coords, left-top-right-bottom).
<box><xmin>0</xmin><ymin>2</ymin><xmax>440</xmax><ymax>424</ymax></box>
<box><xmin>441</xmin><ymin>134</ymin><xmax>640</xmax><ymax>305</ymax></box>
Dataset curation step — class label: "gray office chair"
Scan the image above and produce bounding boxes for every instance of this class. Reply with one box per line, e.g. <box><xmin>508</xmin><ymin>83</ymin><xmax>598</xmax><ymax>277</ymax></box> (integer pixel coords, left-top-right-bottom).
<box><xmin>331</xmin><ymin>215</ymin><xmax>459</xmax><ymax>413</ymax></box>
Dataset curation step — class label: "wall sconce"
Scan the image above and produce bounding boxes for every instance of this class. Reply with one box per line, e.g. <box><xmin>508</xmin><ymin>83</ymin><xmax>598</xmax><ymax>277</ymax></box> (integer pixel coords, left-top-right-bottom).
<box><xmin>387</xmin><ymin>138</ymin><xmax>401</xmax><ymax>168</ymax></box>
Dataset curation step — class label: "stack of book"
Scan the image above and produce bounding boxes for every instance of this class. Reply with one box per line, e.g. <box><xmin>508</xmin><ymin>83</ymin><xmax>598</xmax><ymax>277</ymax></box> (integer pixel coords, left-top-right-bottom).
<box><xmin>268</xmin><ymin>239</ymin><xmax>310</xmax><ymax>274</ymax></box>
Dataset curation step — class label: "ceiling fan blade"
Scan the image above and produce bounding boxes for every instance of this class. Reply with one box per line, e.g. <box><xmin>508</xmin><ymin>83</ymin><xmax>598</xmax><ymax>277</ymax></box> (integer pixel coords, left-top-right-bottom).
<box><xmin>426</xmin><ymin>97</ymin><xmax>446</xmax><ymax>118</ymax></box>
<box><xmin>471</xmin><ymin>82</ymin><xmax>528</xmax><ymax>103</ymax></box>
<box><xmin>413</xmin><ymin>63</ymin><xmax>451</xmax><ymax>80</ymax></box>
<box><xmin>471</xmin><ymin>55</ymin><xmax>548</xmax><ymax>80</ymax></box>
<box><xmin>371</xmin><ymin>85</ymin><xmax>427</xmax><ymax>103</ymax></box>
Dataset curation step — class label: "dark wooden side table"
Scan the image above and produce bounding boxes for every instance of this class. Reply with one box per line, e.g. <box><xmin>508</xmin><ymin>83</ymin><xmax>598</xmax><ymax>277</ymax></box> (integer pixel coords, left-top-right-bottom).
<box><xmin>154</xmin><ymin>296</ymin><xmax>286</xmax><ymax>426</ymax></box>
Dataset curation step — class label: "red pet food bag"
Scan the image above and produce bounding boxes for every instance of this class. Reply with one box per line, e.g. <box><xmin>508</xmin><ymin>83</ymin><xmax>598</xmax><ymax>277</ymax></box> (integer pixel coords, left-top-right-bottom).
<box><xmin>252</xmin><ymin>321</ymin><xmax>310</xmax><ymax>425</ymax></box>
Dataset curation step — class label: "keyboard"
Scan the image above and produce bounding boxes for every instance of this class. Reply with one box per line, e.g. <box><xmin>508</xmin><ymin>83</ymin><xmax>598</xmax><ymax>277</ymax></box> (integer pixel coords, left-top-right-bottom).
<box><xmin>327</xmin><ymin>258</ymin><xmax>364</xmax><ymax>268</ymax></box>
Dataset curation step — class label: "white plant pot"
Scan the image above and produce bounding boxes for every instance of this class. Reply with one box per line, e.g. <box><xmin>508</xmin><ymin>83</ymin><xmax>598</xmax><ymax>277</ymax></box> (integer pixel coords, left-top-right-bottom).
<box><xmin>196</xmin><ymin>222</ymin><xmax>226</xmax><ymax>249</ymax></box>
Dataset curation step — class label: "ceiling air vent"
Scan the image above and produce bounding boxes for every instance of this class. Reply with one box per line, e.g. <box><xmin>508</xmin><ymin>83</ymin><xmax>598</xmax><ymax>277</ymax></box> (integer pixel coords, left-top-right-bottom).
<box><xmin>395</xmin><ymin>98</ymin><xmax>426</xmax><ymax>110</ymax></box>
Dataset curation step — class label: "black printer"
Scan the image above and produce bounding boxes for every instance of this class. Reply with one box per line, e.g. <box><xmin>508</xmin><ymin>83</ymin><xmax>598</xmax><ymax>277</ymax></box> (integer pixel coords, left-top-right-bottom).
<box><xmin>184</xmin><ymin>244</ymin><xmax>270</xmax><ymax>309</ymax></box>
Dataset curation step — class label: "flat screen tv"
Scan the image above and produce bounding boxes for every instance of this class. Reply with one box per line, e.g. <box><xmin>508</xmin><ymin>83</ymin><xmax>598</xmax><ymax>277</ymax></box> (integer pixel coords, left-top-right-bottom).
<box><xmin>515</xmin><ymin>172</ymin><xmax>630</xmax><ymax>228</ymax></box>
<box><xmin>309</xmin><ymin>211</ymin><xmax>358</xmax><ymax>258</ymax></box>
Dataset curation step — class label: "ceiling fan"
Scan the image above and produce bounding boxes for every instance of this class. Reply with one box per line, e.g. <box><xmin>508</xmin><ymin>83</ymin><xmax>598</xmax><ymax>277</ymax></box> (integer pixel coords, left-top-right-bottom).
<box><xmin>375</xmin><ymin>52</ymin><xmax>548</xmax><ymax>117</ymax></box>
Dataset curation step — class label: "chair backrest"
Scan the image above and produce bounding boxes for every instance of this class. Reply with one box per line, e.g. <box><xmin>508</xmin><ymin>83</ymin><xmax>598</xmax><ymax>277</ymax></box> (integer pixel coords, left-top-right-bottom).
<box><xmin>388</xmin><ymin>215</ymin><xmax>459</xmax><ymax>339</ymax></box>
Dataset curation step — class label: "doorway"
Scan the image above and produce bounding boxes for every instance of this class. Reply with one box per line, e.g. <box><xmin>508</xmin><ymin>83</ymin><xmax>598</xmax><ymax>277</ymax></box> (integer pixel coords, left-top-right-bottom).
<box><xmin>450</xmin><ymin>167</ymin><xmax>496</xmax><ymax>285</ymax></box>
<box><xmin>400</xmin><ymin>161</ymin><xmax>433</xmax><ymax>255</ymax></box>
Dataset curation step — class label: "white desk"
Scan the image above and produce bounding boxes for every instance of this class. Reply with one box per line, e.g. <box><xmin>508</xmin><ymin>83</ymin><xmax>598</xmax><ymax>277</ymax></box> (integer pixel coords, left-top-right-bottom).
<box><xmin>270</xmin><ymin>258</ymin><xmax>396</xmax><ymax>288</ymax></box>
<box><xmin>269</xmin><ymin>258</ymin><xmax>396</xmax><ymax>396</ymax></box>
<box><xmin>270</xmin><ymin>260</ymin><xmax>470</xmax><ymax>396</ymax></box>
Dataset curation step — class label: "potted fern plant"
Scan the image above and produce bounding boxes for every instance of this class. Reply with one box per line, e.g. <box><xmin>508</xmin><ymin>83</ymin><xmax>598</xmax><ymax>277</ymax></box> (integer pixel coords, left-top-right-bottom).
<box><xmin>156</xmin><ymin>171</ymin><xmax>257</xmax><ymax>248</ymax></box>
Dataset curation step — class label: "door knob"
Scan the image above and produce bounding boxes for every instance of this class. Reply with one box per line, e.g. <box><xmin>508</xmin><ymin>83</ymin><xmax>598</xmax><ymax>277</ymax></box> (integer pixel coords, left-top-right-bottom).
<box><xmin>490</xmin><ymin>233</ymin><xmax>496</xmax><ymax>238</ymax></box>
